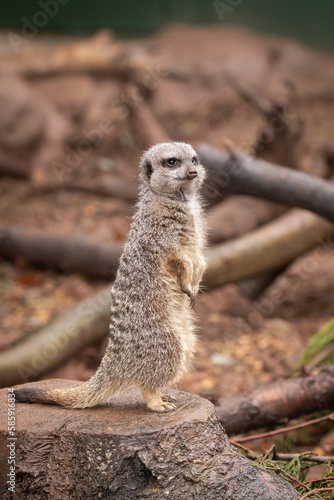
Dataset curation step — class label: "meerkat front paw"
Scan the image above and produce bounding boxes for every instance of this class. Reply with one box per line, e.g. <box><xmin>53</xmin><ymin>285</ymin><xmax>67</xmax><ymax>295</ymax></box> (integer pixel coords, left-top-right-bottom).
<box><xmin>189</xmin><ymin>293</ymin><xmax>196</xmax><ymax>308</ymax></box>
<box><xmin>180</xmin><ymin>284</ymin><xmax>197</xmax><ymax>307</ymax></box>
<box><xmin>184</xmin><ymin>288</ymin><xmax>197</xmax><ymax>308</ymax></box>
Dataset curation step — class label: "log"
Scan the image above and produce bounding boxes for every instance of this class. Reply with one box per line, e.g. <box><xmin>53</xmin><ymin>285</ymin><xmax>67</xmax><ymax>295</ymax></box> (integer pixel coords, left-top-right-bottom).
<box><xmin>204</xmin><ymin>208</ymin><xmax>334</xmax><ymax>289</ymax></box>
<box><xmin>216</xmin><ymin>364</ymin><xmax>334</xmax><ymax>436</ymax></box>
<box><xmin>0</xmin><ymin>380</ymin><xmax>298</xmax><ymax>500</ymax></box>
<box><xmin>33</xmin><ymin>143</ymin><xmax>334</xmax><ymax>216</ymax></box>
<box><xmin>3</xmin><ymin>205</ymin><xmax>332</xmax><ymax>290</ymax></box>
<box><xmin>207</xmin><ymin>195</ymin><xmax>286</xmax><ymax>244</ymax></box>
<box><xmin>0</xmin><ymin>289</ymin><xmax>110</xmax><ymax>388</ymax></box>
<box><xmin>198</xmin><ymin>144</ymin><xmax>334</xmax><ymax>223</ymax></box>
<box><xmin>0</xmin><ymin>225</ymin><xmax>122</xmax><ymax>280</ymax></box>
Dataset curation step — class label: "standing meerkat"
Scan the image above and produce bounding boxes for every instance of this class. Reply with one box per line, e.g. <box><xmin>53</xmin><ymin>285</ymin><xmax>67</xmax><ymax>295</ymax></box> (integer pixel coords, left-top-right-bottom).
<box><xmin>15</xmin><ymin>142</ymin><xmax>207</xmax><ymax>412</ymax></box>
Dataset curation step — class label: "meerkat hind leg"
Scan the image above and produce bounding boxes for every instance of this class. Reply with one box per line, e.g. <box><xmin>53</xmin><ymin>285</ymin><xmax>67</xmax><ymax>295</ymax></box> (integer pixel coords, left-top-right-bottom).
<box><xmin>141</xmin><ymin>388</ymin><xmax>176</xmax><ymax>412</ymax></box>
<box><xmin>161</xmin><ymin>393</ymin><xmax>177</xmax><ymax>403</ymax></box>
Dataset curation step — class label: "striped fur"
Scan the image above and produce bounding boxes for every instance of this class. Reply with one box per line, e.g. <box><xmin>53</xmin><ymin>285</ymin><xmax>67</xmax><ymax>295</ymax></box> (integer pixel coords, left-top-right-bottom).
<box><xmin>15</xmin><ymin>143</ymin><xmax>207</xmax><ymax>412</ymax></box>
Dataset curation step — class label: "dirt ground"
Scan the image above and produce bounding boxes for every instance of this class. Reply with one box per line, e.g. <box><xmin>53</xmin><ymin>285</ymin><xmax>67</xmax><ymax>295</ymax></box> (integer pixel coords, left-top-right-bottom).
<box><xmin>0</xmin><ymin>25</ymin><xmax>334</xmax><ymax>458</ymax></box>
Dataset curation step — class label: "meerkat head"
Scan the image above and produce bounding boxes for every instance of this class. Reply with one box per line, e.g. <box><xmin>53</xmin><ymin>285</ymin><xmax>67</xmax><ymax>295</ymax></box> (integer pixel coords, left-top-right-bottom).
<box><xmin>139</xmin><ymin>142</ymin><xmax>206</xmax><ymax>197</ymax></box>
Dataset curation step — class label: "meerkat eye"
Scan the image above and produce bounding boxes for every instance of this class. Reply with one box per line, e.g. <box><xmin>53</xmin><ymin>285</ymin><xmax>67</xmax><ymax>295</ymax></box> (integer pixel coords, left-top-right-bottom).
<box><xmin>165</xmin><ymin>157</ymin><xmax>178</xmax><ymax>167</ymax></box>
<box><xmin>191</xmin><ymin>156</ymin><xmax>198</xmax><ymax>165</ymax></box>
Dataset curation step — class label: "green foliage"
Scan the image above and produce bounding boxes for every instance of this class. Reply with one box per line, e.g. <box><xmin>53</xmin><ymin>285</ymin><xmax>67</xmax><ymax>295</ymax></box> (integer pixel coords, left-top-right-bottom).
<box><xmin>301</xmin><ymin>317</ymin><xmax>334</xmax><ymax>366</ymax></box>
<box><xmin>254</xmin><ymin>451</ymin><xmax>313</xmax><ymax>483</ymax></box>
<box><xmin>248</xmin><ymin>448</ymin><xmax>334</xmax><ymax>498</ymax></box>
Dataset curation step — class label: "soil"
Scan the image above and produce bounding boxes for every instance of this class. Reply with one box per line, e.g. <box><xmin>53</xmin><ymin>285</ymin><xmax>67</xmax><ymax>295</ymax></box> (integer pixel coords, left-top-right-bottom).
<box><xmin>0</xmin><ymin>24</ymin><xmax>333</xmax><ymax>459</ymax></box>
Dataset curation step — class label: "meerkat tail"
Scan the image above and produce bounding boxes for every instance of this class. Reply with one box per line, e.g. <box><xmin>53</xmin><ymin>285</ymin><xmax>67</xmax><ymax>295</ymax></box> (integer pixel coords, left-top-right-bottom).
<box><xmin>15</xmin><ymin>373</ymin><xmax>117</xmax><ymax>409</ymax></box>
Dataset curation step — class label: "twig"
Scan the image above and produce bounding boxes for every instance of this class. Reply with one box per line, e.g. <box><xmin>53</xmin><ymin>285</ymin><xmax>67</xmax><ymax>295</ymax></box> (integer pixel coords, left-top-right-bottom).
<box><xmin>229</xmin><ymin>439</ymin><xmax>252</xmax><ymax>454</ymax></box>
<box><xmin>276</xmin><ymin>453</ymin><xmax>334</xmax><ymax>465</ymax></box>
<box><xmin>235</xmin><ymin>413</ymin><xmax>334</xmax><ymax>443</ymax></box>
<box><xmin>230</xmin><ymin>441</ymin><xmax>322</xmax><ymax>498</ymax></box>
<box><xmin>260</xmin><ymin>444</ymin><xmax>276</xmax><ymax>464</ymax></box>
<box><xmin>298</xmin><ymin>488</ymin><xmax>334</xmax><ymax>499</ymax></box>
<box><xmin>229</xmin><ymin>440</ymin><xmax>259</xmax><ymax>460</ymax></box>
<box><xmin>231</xmin><ymin>441</ymin><xmax>334</xmax><ymax>465</ymax></box>
<box><xmin>282</xmin><ymin>473</ymin><xmax>320</xmax><ymax>499</ymax></box>
<box><xmin>305</xmin><ymin>344</ymin><xmax>334</xmax><ymax>372</ymax></box>
<box><xmin>307</xmin><ymin>477</ymin><xmax>334</xmax><ymax>485</ymax></box>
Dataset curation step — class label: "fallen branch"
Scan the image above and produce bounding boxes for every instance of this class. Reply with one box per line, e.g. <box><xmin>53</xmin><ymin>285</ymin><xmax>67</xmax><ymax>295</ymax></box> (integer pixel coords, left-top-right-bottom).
<box><xmin>1</xmin><ymin>203</ymin><xmax>333</xmax><ymax>289</ymax></box>
<box><xmin>0</xmin><ymin>288</ymin><xmax>110</xmax><ymax>387</ymax></box>
<box><xmin>234</xmin><ymin>413</ymin><xmax>334</xmax><ymax>443</ymax></box>
<box><xmin>207</xmin><ymin>195</ymin><xmax>286</xmax><ymax>244</ymax></box>
<box><xmin>3</xmin><ymin>211</ymin><xmax>332</xmax><ymax>386</ymax></box>
<box><xmin>30</xmin><ymin>142</ymin><xmax>334</xmax><ymax>216</ymax></box>
<box><xmin>215</xmin><ymin>365</ymin><xmax>334</xmax><ymax>435</ymax></box>
<box><xmin>198</xmin><ymin>144</ymin><xmax>334</xmax><ymax>223</ymax></box>
<box><xmin>0</xmin><ymin>225</ymin><xmax>122</xmax><ymax>280</ymax></box>
<box><xmin>204</xmin><ymin>208</ymin><xmax>334</xmax><ymax>289</ymax></box>
<box><xmin>298</xmin><ymin>488</ymin><xmax>334</xmax><ymax>500</ymax></box>
<box><xmin>276</xmin><ymin>454</ymin><xmax>334</xmax><ymax>465</ymax></box>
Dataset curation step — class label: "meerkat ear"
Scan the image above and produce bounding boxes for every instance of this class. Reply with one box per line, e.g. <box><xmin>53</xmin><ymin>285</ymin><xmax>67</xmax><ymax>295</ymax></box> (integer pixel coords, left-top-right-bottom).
<box><xmin>146</xmin><ymin>162</ymin><xmax>153</xmax><ymax>180</ymax></box>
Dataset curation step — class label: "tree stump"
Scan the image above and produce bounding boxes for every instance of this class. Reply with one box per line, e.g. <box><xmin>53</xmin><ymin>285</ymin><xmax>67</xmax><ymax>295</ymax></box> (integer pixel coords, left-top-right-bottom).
<box><xmin>0</xmin><ymin>380</ymin><xmax>298</xmax><ymax>499</ymax></box>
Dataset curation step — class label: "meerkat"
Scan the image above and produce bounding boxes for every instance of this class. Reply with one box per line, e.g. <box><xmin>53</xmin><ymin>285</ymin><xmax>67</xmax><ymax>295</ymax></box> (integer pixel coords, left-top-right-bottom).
<box><xmin>15</xmin><ymin>142</ymin><xmax>207</xmax><ymax>412</ymax></box>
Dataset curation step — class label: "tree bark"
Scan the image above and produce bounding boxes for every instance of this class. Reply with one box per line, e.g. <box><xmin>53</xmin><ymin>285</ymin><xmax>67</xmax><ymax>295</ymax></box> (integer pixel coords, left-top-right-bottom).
<box><xmin>198</xmin><ymin>144</ymin><xmax>334</xmax><ymax>223</ymax></box>
<box><xmin>216</xmin><ymin>364</ymin><xmax>334</xmax><ymax>435</ymax></box>
<box><xmin>0</xmin><ymin>380</ymin><xmax>298</xmax><ymax>500</ymax></box>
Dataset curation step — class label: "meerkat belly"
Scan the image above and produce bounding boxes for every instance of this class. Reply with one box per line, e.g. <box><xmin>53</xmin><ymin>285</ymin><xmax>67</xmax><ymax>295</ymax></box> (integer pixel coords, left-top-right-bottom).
<box><xmin>159</xmin><ymin>270</ymin><xmax>197</xmax><ymax>377</ymax></box>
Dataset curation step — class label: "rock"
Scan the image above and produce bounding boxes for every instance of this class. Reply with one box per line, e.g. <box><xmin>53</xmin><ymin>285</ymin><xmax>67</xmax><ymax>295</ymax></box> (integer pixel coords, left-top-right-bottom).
<box><xmin>0</xmin><ymin>379</ymin><xmax>298</xmax><ymax>499</ymax></box>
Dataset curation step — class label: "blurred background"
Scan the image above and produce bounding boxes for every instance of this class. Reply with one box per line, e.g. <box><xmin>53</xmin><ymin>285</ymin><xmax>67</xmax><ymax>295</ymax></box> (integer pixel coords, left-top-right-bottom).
<box><xmin>1</xmin><ymin>0</ymin><xmax>334</xmax><ymax>52</ymax></box>
<box><xmin>0</xmin><ymin>0</ymin><xmax>334</xmax><ymax>476</ymax></box>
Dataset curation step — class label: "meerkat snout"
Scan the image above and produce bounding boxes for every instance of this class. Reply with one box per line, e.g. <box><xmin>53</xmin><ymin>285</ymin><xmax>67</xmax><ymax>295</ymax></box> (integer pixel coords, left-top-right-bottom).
<box><xmin>187</xmin><ymin>170</ymin><xmax>198</xmax><ymax>179</ymax></box>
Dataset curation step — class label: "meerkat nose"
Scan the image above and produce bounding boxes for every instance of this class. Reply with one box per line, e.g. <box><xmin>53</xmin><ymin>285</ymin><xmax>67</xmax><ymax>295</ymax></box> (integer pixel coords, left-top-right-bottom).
<box><xmin>187</xmin><ymin>170</ymin><xmax>198</xmax><ymax>179</ymax></box>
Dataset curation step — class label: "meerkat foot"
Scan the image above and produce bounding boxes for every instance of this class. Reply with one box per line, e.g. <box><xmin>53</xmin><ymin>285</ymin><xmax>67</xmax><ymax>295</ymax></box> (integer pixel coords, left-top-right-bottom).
<box><xmin>161</xmin><ymin>393</ymin><xmax>177</xmax><ymax>403</ymax></box>
<box><xmin>154</xmin><ymin>401</ymin><xmax>176</xmax><ymax>412</ymax></box>
<box><xmin>141</xmin><ymin>389</ymin><xmax>176</xmax><ymax>412</ymax></box>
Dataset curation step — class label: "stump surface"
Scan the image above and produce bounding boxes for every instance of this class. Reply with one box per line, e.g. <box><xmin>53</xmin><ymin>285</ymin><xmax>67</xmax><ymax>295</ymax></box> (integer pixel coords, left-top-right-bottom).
<box><xmin>0</xmin><ymin>380</ymin><xmax>298</xmax><ymax>499</ymax></box>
